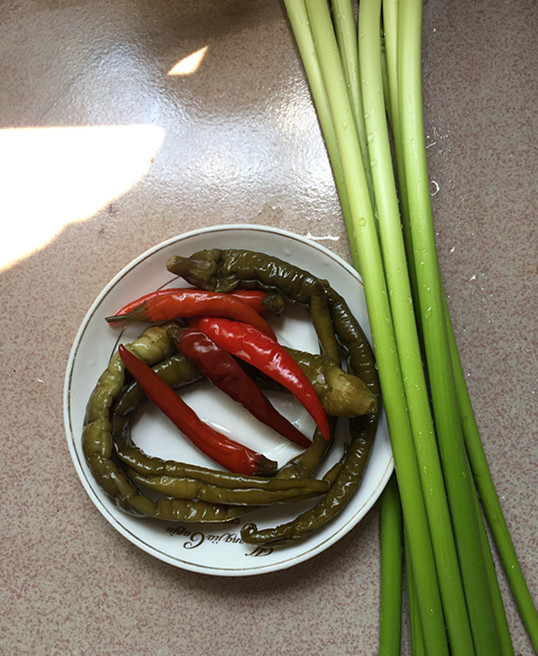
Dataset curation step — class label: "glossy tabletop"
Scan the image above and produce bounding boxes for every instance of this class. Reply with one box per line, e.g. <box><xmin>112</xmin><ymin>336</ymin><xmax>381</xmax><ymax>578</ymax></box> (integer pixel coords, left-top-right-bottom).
<box><xmin>1</xmin><ymin>1</ymin><xmax>536</xmax><ymax>654</ymax></box>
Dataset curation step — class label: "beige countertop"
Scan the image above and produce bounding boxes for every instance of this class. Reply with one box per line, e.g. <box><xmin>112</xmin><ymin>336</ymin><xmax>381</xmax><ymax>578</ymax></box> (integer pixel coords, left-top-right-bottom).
<box><xmin>1</xmin><ymin>1</ymin><xmax>536</xmax><ymax>654</ymax></box>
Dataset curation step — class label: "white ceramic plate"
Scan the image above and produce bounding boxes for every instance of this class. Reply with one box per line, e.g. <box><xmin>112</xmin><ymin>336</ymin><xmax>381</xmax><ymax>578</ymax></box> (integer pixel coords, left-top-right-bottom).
<box><xmin>64</xmin><ymin>224</ymin><xmax>392</xmax><ymax>576</ymax></box>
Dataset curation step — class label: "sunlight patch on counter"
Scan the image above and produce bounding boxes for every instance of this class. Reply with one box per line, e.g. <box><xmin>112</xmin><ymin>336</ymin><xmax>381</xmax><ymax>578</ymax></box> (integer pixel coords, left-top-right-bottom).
<box><xmin>0</xmin><ymin>124</ymin><xmax>165</xmax><ymax>271</ymax></box>
<box><xmin>168</xmin><ymin>46</ymin><xmax>209</xmax><ymax>76</ymax></box>
<box><xmin>305</xmin><ymin>232</ymin><xmax>340</xmax><ymax>242</ymax></box>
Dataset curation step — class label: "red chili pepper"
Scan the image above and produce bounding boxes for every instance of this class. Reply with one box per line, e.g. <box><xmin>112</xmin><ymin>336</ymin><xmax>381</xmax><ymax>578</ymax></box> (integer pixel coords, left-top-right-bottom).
<box><xmin>192</xmin><ymin>317</ymin><xmax>331</xmax><ymax>441</ymax></box>
<box><xmin>110</xmin><ymin>288</ymin><xmax>270</xmax><ymax>317</ymax></box>
<box><xmin>173</xmin><ymin>326</ymin><xmax>311</xmax><ymax>449</ymax></box>
<box><xmin>118</xmin><ymin>344</ymin><xmax>277</xmax><ymax>476</ymax></box>
<box><xmin>106</xmin><ymin>289</ymin><xmax>276</xmax><ymax>339</ymax></box>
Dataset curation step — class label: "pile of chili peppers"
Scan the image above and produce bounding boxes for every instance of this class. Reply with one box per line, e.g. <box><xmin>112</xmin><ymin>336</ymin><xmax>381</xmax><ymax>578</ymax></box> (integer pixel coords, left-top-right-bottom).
<box><xmin>82</xmin><ymin>248</ymin><xmax>380</xmax><ymax>546</ymax></box>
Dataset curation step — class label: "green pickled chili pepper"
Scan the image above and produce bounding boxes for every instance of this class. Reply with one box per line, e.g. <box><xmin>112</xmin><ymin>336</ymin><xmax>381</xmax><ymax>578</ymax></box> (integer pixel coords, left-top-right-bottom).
<box><xmin>126</xmin><ymin>468</ymin><xmax>329</xmax><ymax>506</ymax></box>
<box><xmin>327</xmin><ymin>289</ymin><xmax>377</xmax><ymax>388</ymax></box>
<box><xmin>150</xmin><ymin>499</ymin><xmax>252</xmax><ymax>523</ymax></box>
<box><xmin>166</xmin><ymin>248</ymin><xmax>322</xmax><ymax>301</ymax></box>
<box><xmin>114</xmin><ymin>428</ymin><xmax>325</xmax><ymax>493</ymax></box>
<box><xmin>275</xmin><ymin>423</ymin><xmax>335</xmax><ymax>481</ymax></box>
<box><xmin>240</xmin><ymin>413</ymin><xmax>378</xmax><ymax>546</ymax></box>
<box><xmin>166</xmin><ymin>248</ymin><xmax>378</xmax><ymax>413</ymax></box>
<box><xmin>80</xmin><ymin>326</ymin><xmax>250</xmax><ymax>522</ymax></box>
<box><xmin>241</xmin><ymin>357</ymin><xmax>379</xmax><ymax>545</ymax></box>
<box><xmin>240</xmin><ymin>343</ymin><xmax>379</xmax><ymax>544</ymax></box>
<box><xmin>167</xmin><ymin>249</ymin><xmax>340</xmax><ymax>358</ymax></box>
<box><xmin>286</xmin><ymin>348</ymin><xmax>376</xmax><ymax>417</ymax></box>
<box><xmin>82</xmin><ymin>324</ymin><xmax>176</xmax><ymax>491</ymax></box>
<box><xmin>309</xmin><ymin>280</ymin><xmax>341</xmax><ymax>364</ymax></box>
<box><xmin>166</xmin><ymin>248</ymin><xmax>378</xmax><ymax>396</ymax></box>
<box><xmin>240</xmin><ymin>352</ymin><xmax>379</xmax><ymax>544</ymax></box>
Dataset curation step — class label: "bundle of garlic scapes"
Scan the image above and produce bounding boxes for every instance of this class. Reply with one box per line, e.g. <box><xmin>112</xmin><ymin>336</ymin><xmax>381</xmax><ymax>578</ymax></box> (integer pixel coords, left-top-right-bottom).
<box><xmin>282</xmin><ymin>1</ymin><xmax>538</xmax><ymax>654</ymax></box>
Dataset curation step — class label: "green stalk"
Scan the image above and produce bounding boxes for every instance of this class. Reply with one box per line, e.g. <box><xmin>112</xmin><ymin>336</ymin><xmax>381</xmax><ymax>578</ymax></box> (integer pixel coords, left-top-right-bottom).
<box><xmin>284</xmin><ymin>1</ymin><xmax>536</xmax><ymax>653</ymax></box>
<box><xmin>405</xmin><ymin>532</ymin><xmax>426</xmax><ymax>656</ymax></box>
<box><xmin>299</xmin><ymin>1</ymin><xmax>448</xmax><ymax>653</ymax></box>
<box><xmin>446</xmin><ymin>304</ymin><xmax>538</xmax><ymax>652</ymax></box>
<box><xmin>357</xmin><ymin>0</ymin><xmax>476</xmax><ymax>652</ymax></box>
<box><xmin>331</xmin><ymin>0</ymin><xmax>375</xmax><ymax>205</ymax></box>
<box><xmin>397</xmin><ymin>1</ymin><xmax>502</xmax><ymax>652</ymax></box>
<box><xmin>468</xmin><ymin>457</ymin><xmax>515</xmax><ymax>656</ymax></box>
<box><xmin>382</xmin><ymin>0</ymin><xmax>417</xmax><ymax>303</ymax></box>
<box><xmin>283</xmin><ymin>0</ymin><xmax>359</xmax><ymax>269</ymax></box>
<box><xmin>381</xmin><ymin>0</ymin><xmax>399</xmax><ymax>134</ymax></box>
<box><xmin>379</xmin><ymin>31</ymin><xmax>392</xmax><ymax>131</ymax></box>
<box><xmin>331</xmin><ymin>0</ymin><xmax>365</xmax><ymax>156</ymax></box>
<box><xmin>379</xmin><ymin>475</ymin><xmax>403</xmax><ymax>656</ymax></box>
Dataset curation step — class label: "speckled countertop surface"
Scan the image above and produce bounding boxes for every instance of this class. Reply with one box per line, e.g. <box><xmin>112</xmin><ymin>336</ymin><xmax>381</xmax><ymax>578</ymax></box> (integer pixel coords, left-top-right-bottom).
<box><xmin>0</xmin><ymin>1</ymin><xmax>536</xmax><ymax>654</ymax></box>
